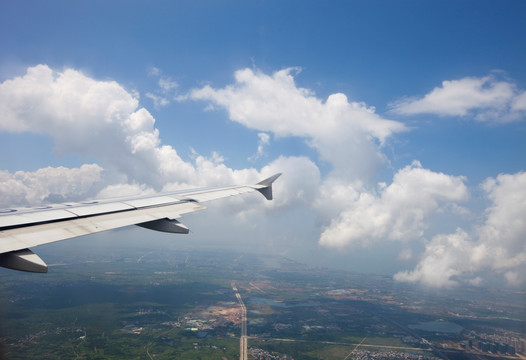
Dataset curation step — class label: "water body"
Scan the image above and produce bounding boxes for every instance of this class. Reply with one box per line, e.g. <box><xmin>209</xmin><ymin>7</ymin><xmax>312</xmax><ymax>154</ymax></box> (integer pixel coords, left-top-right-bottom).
<box><xmin>249</xmin><ymin>297</ymin><xmax>288</xmax><ymax>307</ymax></box>
<box><xmin>248</xmin><ymin>297</ymin><xmax>319</xmax><ymax>308</ymax></box>
<box><xmin>409</xmin><ymin>321</ymin><xmax>464</xmax><ymax>333</ymax></box>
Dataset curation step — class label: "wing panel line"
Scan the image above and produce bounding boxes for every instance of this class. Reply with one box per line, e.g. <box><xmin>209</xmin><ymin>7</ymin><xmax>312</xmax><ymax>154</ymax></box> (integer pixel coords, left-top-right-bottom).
<box><xmin>0</xmin><ymin>200</ymin><xmax>194</xmax><ymax>231</ymax></box>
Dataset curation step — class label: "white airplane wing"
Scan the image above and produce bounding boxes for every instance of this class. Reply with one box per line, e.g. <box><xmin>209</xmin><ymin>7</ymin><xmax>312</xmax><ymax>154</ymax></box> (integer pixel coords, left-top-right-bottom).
<box><xmin>0</xmin><ymin>173</ymin><xmax>281</xmax><ymax>273</ymax></box>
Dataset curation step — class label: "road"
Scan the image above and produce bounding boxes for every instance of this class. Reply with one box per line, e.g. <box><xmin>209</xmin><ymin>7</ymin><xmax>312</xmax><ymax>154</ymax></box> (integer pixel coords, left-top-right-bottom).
<box><xmin>232</xmin><ymin>282</ymin><xmax>248</xmax><ymax>360</ymax></box>
<box><xmin>343</xmin><ymin>336</ymin><xmax>367</xmax><ymax>360</ymax></box>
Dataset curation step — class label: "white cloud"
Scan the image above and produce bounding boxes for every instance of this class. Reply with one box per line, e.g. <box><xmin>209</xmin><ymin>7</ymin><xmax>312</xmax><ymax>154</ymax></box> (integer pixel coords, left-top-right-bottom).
<box><xmin>511</xmin><ymin>91</ymin><xmax>526</xmax><ymax>111</ymax></box>
<box><xmin>397</xmin><ymin>248</ymin><xmax>413</xmax><ymax>262</ymax></box>
<box><xmin>185</xmin><ymin>68</ymin><xmax>474</xmax><ymax>258</ymax></box>
<box><xmin>249</xmin><ymin>132</ymin><xmax>270</xmax><ymax>161</ymax></box>
<box><xmin>0</xmin><ymin>164</ymin><xmax>103</xmax><ymax>208</ymax></box>
<box><xmin>391</xmin><ymin>74</ymin><xmax>526</xmax><ymax>122</ymax></box>
<box><xmin>145</xmin><ymin>92</ymin><xmax>170</xmax><ymax>108</ymax></box>
<box><xmin>2</xmin><ymin>65</ymin><xmax>524</xmax><ymax>289</ymax></box>
<box><xmin>0</xmin><ymin>65</ymin><xmax>196</xmax><ymax>189</ymax></box>
<box><xmin>479</xmin><ymin>172</ymin><xmax>526</xmax><ymax>270</ymax></box>
<box><xmin>258</xmin><ymin>132</ymin><xmax>270</xmax><ymax>147</ymax></box>
<box><xmin>187</xmin><ymin>67</ymin><xmax>407</xmax><ymax>181</ymax></box>
<box><xmin>394</xmin><ymin>229</ymin><xmax>475</xmax><ymax>288</ymax></box>
<box><xmin>262</xmin><ymin>156</ymin><xmax>321</xmax><ymax>209</ymax></box>
<box><xmin>395</xmin><ymin>171</ymin><xmax>526</xmax><ymax>287</ymax></box>
<box><xmin>158</xmin><ymin>77</ymin><xmax>178</xmax><ymax>93</ymax></box>
<box><xmin>146</xmin><ymin>66</ymin><xmax>178</xmax><ymax>108</ymax></box>
<box><xmin>0</xmin><ymin>65</ymin><xmax>313</xmax><ymax>211</ymax></box>
<box><xmin>318</xmin><ymin>161</ymin><xmax>469</xmax><ymax>248</ymax></box>
<box><xmin>160</xmin><ymin>154</ymin><xmax>320</xmax><ymax>214</ymax></box>
<box><xmin>95</xmin><ymin>183</ymin><xmax>155</xmax><ymax>199</ymax></box>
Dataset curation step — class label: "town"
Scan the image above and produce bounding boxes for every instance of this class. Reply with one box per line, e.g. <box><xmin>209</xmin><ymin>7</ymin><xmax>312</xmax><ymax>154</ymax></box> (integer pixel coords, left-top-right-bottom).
<box><xmin>0</xmin><ymin>247</ymin><xmax>524</xmax><ymax>359</ymax></box>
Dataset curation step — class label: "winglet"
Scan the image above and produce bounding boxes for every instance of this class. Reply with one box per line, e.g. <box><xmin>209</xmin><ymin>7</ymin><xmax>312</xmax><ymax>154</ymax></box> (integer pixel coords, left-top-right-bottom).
<box><xmin>254</xmin><ymin>173</ymin><xmax>282</xmax><ymax>200</ymax></box>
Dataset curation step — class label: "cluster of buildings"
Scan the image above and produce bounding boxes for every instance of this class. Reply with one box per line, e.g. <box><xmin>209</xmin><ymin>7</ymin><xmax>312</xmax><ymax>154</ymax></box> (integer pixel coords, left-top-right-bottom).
<box><xmin>463</xmin><ymin>331</ymin><xmax>525</xmax><ymax>356</ymax></box>
<box><xmin>462</xmin><ymin>338</ymin><xmax>519</xmax><ymax>356</ymax></box>
<box><xmin>248</xmin><ymin>347</ymin><xmax>294</xmax><ymax>359</ymax></box>
<box><xmin>3</xmin><ymin>326</ymin><xmax>84</xmax><ymax>347</ymax></box>
<box><xmin>349</xmin><ymin>350</ymin><xmax>441</xmax><ymax>360</ymax></box>
<box><xmin>124</xmin><ymin>302</ymin><xmax>243</xmax><ymax>336</ymax></box>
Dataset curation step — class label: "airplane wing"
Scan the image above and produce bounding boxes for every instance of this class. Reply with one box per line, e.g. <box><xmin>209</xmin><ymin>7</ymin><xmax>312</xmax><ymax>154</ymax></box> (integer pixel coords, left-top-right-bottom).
<box><xmin>0</xmin><ymin>173</ymin><xmax>281</xmax><ymax>273</ymax></box>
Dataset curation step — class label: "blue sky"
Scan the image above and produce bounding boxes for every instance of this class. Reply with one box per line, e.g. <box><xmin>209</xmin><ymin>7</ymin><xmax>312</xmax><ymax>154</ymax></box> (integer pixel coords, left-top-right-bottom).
<box><xmin>1</xmin><ymin>1</ymin><xmax>525</xmax><ymax>288</ymax></box>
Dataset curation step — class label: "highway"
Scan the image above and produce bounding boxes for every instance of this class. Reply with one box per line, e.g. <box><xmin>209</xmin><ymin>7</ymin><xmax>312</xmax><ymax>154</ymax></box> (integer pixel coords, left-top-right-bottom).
<box><xmin>232</xmin><ymin>282</ymin><xmax>248</xmax><ymax>360</ymax></box>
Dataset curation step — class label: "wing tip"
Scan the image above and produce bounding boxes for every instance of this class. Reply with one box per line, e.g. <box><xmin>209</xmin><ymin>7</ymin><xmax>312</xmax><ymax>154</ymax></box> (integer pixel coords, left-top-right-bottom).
<box><xmin>256</xmin><ymin>173</ymin><xmax>282</xmax><ymax>187</ymax></box>
<box><xmin>255</xmin><ymin>173</ymin><xmax>282</xmax><ymax>200</ymax></box>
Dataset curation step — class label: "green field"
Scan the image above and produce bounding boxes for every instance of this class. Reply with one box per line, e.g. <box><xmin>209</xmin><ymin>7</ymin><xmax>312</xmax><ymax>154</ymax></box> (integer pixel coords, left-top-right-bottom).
<box><xmin>0</xmin><ymin>246</ymin><xmax>523</xmax><ymax>359</ymax></box>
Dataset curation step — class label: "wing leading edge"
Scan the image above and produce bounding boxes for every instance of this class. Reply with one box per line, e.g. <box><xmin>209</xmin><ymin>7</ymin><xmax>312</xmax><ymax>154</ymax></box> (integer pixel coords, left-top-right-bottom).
<box><xmin>0</xmin><ymin>173</ymin><xmax>281</xmax><ymax>273</ymax></box>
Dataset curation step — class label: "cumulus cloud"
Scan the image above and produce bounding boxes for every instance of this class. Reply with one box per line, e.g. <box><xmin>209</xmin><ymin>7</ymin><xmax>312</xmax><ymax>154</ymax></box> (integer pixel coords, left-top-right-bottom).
<box><xmin>478</xmin><ymin>172</ymin><xmax>526</xmax><ymax>270</ymax></box>
<box><xmin>391</xmin><ymin>74</ymin><xmax>526</xmax><ymax>122</ymax></box>
<box><xmin>95</xmin><ymin>183</ymin><xmax>156</xmax><ymax>200</ymax></box>
<box><xmin>1</xmin><ymin>64</ymin><xmax>524</xmax><ymax>289</ymax></box>
<box><xmin>394</xmin><ymin>229</ymin><xmax>475</xmax><ymax>288</ymax></box>
<box><xmin>261</xmin><ymin>156</ymin><xmax>321</xmax><ymax>209</ymax></box>
<box><xmin>0</xmin><ymin>65</ymin><xmax>210</xmax><ymax>189</ymax></box>
<box><xmin>217</xmin><ymin>68</ymin><xmax>526</xmax><ymax>288</ymax></box>
<box><xmin>0</xmin><ymin>164</ymin><xmax>103</xmax><ymax>208</ymax></box>
<box><xmin>318</xmin><ymin>161</ymin><xmax>469</xmax><ymax>248</ymax></box>
<box><xmin>0</xmin><ymin>65</ymin><xmax>319</xmax><ymax>211</ymax></box>
<box><xmin>395</xmin><ymin>171</ymin><xmax>526</xmax><ymax>287</ymax></box>
<box><xmin>187</xmin><ymin>67</ymin><xmax>407</xmax><ymax>181</ymax></box>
